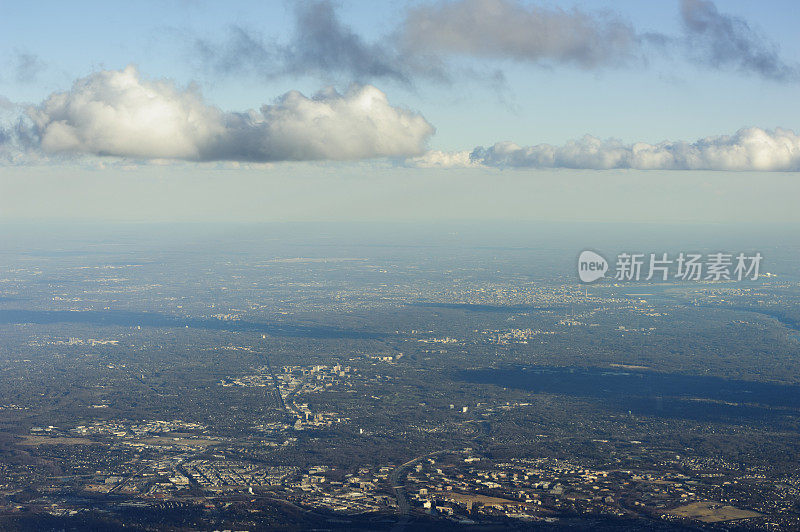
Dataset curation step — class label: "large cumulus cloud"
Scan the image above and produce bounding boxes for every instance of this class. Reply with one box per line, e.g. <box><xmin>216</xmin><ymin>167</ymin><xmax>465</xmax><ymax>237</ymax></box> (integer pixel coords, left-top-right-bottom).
<box><xmin>25</xmin><ymin>66</ymin><xmax>434</xmax><ymax>162</ymax></box>
<box><xmin>414</xmin><ymin>128</ymin><xmax>800</xmax><ymax>171</ymax></box>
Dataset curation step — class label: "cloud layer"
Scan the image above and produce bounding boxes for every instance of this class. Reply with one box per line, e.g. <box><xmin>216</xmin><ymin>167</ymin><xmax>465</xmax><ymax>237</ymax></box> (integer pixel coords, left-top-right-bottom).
<box><xmin>5</xmin><ymin>69</ymin><xmax>799</xmax><ymax>172</ymax></box>
<box><xmin>23</xmin><ymin>66</ymin><xmax>434</xmax><ymax>162</ymax></box>
<box><xmin>198</xmin><ymin>0</ymin><xmax>647</xmax><ymax>85</ymax></box>
<box><xmin>465</xmin><ymin>128</ymin><xmax>800</xmax><ymax>171</ymax></box>
<box><xmin>194</xmin><ymin>0</ymin><xmax>798</xmax><ymax>86</ymax></box>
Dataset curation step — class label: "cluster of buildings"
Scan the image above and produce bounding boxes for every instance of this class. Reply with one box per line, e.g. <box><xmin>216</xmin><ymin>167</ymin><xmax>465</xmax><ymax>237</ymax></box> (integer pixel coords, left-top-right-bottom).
<box><xmin>183</xmin><ymin>460</ymin><xmax>297</xmax><ymax>490</ymax></box>
<box><xmin>287</xmin><ymin>466</ymin><xmax>398</xmax><ymax>514</ymax></box>
<box><xmin>483</xmin><ymin>327</ymin><xmax>556</xmax><ymax>345</ymax></box>
<box><xmin>65</xmin><ymin>419</ymin><xmax>207</xmax><ymax>438</ymax></box>
<box><xmin>394</xmin><ymin>452</ymin><xmax>781</xmax><ymax>527</ymax></box>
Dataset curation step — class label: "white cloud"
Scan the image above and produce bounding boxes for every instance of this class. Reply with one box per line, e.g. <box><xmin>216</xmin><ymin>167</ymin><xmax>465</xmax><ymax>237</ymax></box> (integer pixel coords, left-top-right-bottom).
<box><xmin>8</xmin><ymin>67</ymin><xmax>800</xmax><ymax>173</ymax></box>
<box><xmin>406</xmin><ymin>149</ymin><xmax>477</xmax><ymax>168</ymax></box>
<box><xmin>469</xmin><ymin>128</ymin><xmax>800</xmax><ymax>171</ymax></box>
<box><xmin>26</xmin><ymin>66</ymin><xmax>434</xmax><ymax>162</ymax></box>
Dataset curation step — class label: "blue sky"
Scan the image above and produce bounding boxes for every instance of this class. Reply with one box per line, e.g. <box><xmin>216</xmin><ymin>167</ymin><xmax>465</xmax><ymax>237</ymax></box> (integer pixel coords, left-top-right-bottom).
<box><xmin>1</xmin><ymin>1</ymin><xmax>799</xmax><ymax>222</ymax></box>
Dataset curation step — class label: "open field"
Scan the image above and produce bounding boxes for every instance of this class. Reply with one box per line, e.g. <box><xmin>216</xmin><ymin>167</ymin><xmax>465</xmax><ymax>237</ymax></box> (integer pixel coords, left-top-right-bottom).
<box><xmin>18</xmin><ymin>435</ymin><xmax>96</xmax><ymax>446</ymax></box>
<box><xmin>666</xmin><ymin>501</ymin><xmax>761</xmax><ymax>523</ymax></box>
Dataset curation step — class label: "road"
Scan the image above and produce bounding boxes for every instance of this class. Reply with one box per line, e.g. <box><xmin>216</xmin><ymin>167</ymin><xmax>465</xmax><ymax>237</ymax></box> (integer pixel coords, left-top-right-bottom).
<box><xmin>389</xmin><ymin>449</ymin><xmax>454</xmax><ymax>532</ymax></box>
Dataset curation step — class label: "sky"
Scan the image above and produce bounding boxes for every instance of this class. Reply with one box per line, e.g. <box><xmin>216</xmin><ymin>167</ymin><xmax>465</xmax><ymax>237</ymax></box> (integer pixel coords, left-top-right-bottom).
<box><xmin>1</xmin><ymin>0</ymin><xmax>799</xmax><ymax>223</ymax></box>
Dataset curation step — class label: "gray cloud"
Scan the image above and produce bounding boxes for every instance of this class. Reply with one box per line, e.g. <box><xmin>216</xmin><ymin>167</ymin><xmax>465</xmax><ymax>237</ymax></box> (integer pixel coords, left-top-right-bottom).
<box><xmin>196</xmin><ymin>26</ymin><xmax>278</xmax><ymax>77</ymax></box>
<box><xmin>13</xmin><ymin>50</ymin><xmax>46</xmax><ymax>83</ymax></box>
<box><xmin>0</xmin><ymin>96</ymin><xmax>41</xmax><ymax>164</ymax></box>
<box><xmin>0</xmin><ymin>95</ymin><xmax>17</xmax><ymax>113</ymax></box>
<box><xmin>0</xmin><ymin>125</ymin><xmax>10</xmax><ymax>148</ymax></box>
<box><xmin>400</xmin><ymin>0</ymin><xmax>645</xmax><ymax>69</ymax></box>
<box><xmin>681</xmin><ymin>0</ymin><xmax>799</xmax><ymax>82</ymax></box>
<box><xmin>197</xmin><ymin>1</ymin><xmax>413</xmax><ymax>84</ymax></box>
<box><xmin>414</xmin><ymin>128</ymin><xmax>800</xmax><ymax>171</ymax></box>
<box><xmin>196</xmin><ymin>0</ymin><xmax>660</xmax><ymax>86</ymax></box>
<box><xmin>0</xmin><ymin>97</ymin><xmax>18</xmax><ymax>152</ymax></box>
<box><xmin>23</xmin><ymin>66</ymin><xmax>434</xmax><ymax>162</ymax></box>
<box><xmin>194</xmin><ymin>0</ymin><xmax>798</xmax><ymax>86</ymax></box>
<box><xmin>283</xmin><ymin>0</ymin><xmax>408</xmax><ymax>81</ymax></box>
